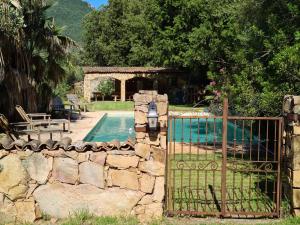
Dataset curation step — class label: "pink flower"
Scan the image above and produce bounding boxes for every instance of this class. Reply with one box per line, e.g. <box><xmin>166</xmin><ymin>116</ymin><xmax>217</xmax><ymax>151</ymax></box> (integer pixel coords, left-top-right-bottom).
<box><xmin>210</xmin><ymin>81</ymin><xmax>216</xmax><ymax>86</ymax></box>
<box><xmin>213</xmin><ymin>90</ymin><xmax>221</xmax><ymax>97</ymax></box>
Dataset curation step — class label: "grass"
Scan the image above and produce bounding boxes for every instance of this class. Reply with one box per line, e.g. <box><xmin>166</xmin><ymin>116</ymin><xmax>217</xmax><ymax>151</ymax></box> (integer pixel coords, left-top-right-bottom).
<box><xmin>8</xmin><ymin>214</ymin><xmax>300</xmax><ymax>225</ymax></box>
<box><xmin>87</xmin><ymin>101</ymin><xmax>134</xmax><ymax>111</ymax></box>
<box><xmin>167</xmin><ymin>153</ymin><xmax>277</xmax><ymax>214</ymax></box>
<box><xmin>86</xmin><ymin>101</ymin><xmax>204</xmax><ymax>112</ymax></box>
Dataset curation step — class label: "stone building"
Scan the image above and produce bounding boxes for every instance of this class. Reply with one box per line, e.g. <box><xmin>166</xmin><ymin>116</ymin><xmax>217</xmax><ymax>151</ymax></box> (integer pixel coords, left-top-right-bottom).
<box><xmin>83</xmin><ymin>67</ymin><xmax>187</xmax><ymax>103</ymax></box>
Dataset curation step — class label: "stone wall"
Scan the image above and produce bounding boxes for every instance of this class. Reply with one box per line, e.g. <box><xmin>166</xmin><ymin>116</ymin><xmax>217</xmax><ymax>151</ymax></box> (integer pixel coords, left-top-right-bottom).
<box><xmin>133</xmin><ymin>90</ymin><xmax>168</xmax><ymax>220</ymax></box>
<box><xmin>283</xmin><ymin>95</ymin><xmax>300</xmax><ymax>215</ymax></box>
<box><xmin>0</xmin><ymin>91</ymin><xmax>168</xmax><ymax>223</ymax></box>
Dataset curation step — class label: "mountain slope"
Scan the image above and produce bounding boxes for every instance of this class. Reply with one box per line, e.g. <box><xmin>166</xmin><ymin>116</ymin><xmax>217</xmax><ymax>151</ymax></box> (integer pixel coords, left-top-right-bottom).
<box><xmin>47</xmin><ymin>0</ymin><xmax>92</xmax><ymax>44</ymax></box>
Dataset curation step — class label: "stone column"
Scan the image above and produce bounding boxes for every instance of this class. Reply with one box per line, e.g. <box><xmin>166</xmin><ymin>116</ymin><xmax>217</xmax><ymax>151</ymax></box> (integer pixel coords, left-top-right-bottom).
<box><xmin>283</xmin><ymin>95</ymin><xmax>300</xmax><ymax>215</ymax></box>
<box><xmin>121</xmin><ymin>79</ymin><xmax>126</xmax><ymax>102</ymax></box>
<box><xmin>133</xmin><ymin>90</ymin><xmax>168</xmax><ymax>220</ymax></box>
<box><xmin>83</xmin><ymin>77</ymin><xmax>91</xmax><ymax>102</ymax></box>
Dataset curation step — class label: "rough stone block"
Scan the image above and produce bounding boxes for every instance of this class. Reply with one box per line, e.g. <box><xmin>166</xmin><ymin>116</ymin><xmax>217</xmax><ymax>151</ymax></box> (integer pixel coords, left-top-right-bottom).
<box><xmin>15</xmin><ymin>198</ymin><xmax>36</xmax><ymax>223</ymax></box>
<box><xmin>139</xmin><ymin>160</ymin><xmax>165</xmax><ymax>176</ymax></box>
<box><xmin>292</xmin><ymin>136</ymin><xmax>300</xmax><ymax>169</ymax></box>
<box><xmin>110</xmin><ymin>169</ymin><xmax>139</xmax><ymax>190</ymax></box>
<box><xmin>0</xmin><ymin>150</ymin><xmax>8</xmax><ymax>159</ymax></box>
<box><xmin>294</xmin><ymin>209</ymin><xmax>300</xmax><ymax>216</ymax></box>
<box><xmin>151</xmin><ymin>147</ymin><xmax>165</xmax><ymax>163</ymax></box>
<box><xmin>138</xmin><ymin>202</ymin><xmax>163</xmax><ymax>222</ymax></box>
<box><xmin>152</xmin><ymin>177</ymin><xmax>165</xmax><ymax>202</ymax></box>
<box><xmin>0</xmin><ymin>198</ymin><xmax>17</xmax><ymax>223</ymax></box>
<box><xmin>90</xmin><ymin>152</ymin><xmax>107</xmax><ymax>165</ymax></box>
<box><xmin>139</xmin><ymin>90</ymin><xmax>158</xmax><ymax>95</ymax></box>
<box><xmin>157</xmin><ymin>94</ymin><xmax>168</xmax><ymax>103</ymax></box>
<box><xmin>0</xmin><ymin>154</ymin><xmax>29</xmax><ymax>200</ymax></box>
<box><xmin>135</xmin><ymin>111</ymin><xmax>147</xmax><ymax>124</ymax></box>
<box><xmin>79</xmin><ymin>162</ymin><xmax>104</xmax><ymax>188</ymax></box>
<box><xmin>160</xmin><ymin>135</ymin><xmax>167</xmax><ymax>150</ymax></box>
<box><xmin>133</xmin><ymin>205</ymin><xmax>145</xmax><ymax>215</ymax></box>
<box><xmin>138</xmin><ymin>194</ymin><xmax>153</xmax><ymax>205</ymax></box>
<box><xmin>33</xmin><ymin>183</ymin><xmax>144</xmax><ymax>218</ymax></box>
<box><xmin>41</xmin><ymin>149</ymin><xmax>65</xmax><ymax>158</ymax></box>
<box><xmin>22</xmin><ymin>153</ymin><xmax>53</xmax><ymax>184</ymax></box>
<box><xmin>135</xmin><ymin>143</ymin><xmax>151</xmax><ymax>159</ymax></box>
<box><xmin>157</xmin><ymin>102</ymin><xmax>168</xmax><ymax>116</ymax></box>
<box><xmin>294</xmin><ymin>105</ymin><xmax>300</xmax><ymax>114</ymax></box>
<box><xmin>52</xmin><ymin>158</ymin><xmax>78</xmax><ymax>184</ymax></box>
<box><xmin>139</xmin><ymin>173</ymin><xmax>155</xmax><ymax>193</ymax></box>
<box><xmin>64</xmin><ymin>151</ymin><xmax>78</xmax><ymax>160</ymax></box>
<box><xmin>136</xmin><ymin>105</ymin><xmax>148</xmax><ymax>113</ymax></box>
<box><xmin>293</xmin><ymin>189</ymin><xmax>300</xmax><ymax>208</ymax></box>
<box><xmin>283</xmin><ymin>95</ymin><xmax>293</xmax><ymax>113</ymax></box>
<box><xmin>136</xmin><ymin>132</ymin><xmax>146</xmax><ymax>139</ymax></box>
<box><xmin>106</xmin><ymin>155</ymin><xmax>139</xmax><ymax>169</ymax></box>
<box><xmin>293</xmin><ymin>170</ymin><xmax>300</xmax><ymax>188</ymax></box>
<box><xmin>77</xmin><ymin>152</ymin><xmax>90</xmax><ymax>163</ymax></box>
<box><xmin>293</xmin><ymin>96</ymin><xmax>300</xmax><ymax>105</ymax></box>
<box><xmin>294</xmin><ymin>126</ymin><xmax>300</xmax><ymax>135</ymax></box>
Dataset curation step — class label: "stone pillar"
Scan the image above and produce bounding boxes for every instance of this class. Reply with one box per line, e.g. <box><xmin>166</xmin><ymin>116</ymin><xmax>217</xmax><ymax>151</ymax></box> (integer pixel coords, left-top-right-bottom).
<box><xmin>121</xmin><ymin>79</ymin><xmax>126</xmax><ymax>102</ymax></box>
<box><xmin>283</xmin><ymin>95</ymin><xmax>300</xmax><ymax>215</ymax></box>
<box><xmin>133</xmin><ymin>90</ymin><xmax>168</xmax><ymax>220</ymax></box>
<box><xmin>84</xmin><ymin>77</ymin><xmax>91</xmax><ymax>102</ymax></box>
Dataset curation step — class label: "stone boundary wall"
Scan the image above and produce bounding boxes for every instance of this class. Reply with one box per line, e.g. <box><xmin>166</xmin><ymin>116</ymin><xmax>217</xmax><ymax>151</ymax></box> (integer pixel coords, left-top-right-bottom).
<box><xmin>0</xmin><ymin>91</ymin><xmax>168</xmax><ymax>223</ymax></box>
<box><xmin>283</xmin><ymin>95</ymin><xmax>300</xmax><ymax>215</ymax></box>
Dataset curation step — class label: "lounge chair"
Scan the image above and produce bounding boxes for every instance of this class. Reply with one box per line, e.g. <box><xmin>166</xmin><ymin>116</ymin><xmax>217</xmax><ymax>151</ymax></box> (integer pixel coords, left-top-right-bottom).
<box><xmin>15</xmin><ymin>105</ymin><xmax>70</xmax><ymax>132</ymax></box>
<box><xmin>50</xmin><ymin>96</ymin><xmax>71</xmax><ymax>120</ymax></box>
<box><xmin>0</xmin><ymin>114</ymin><xmax>63</xmax><ymax>141</ymax></box>
<box><xmin>67</xmin><ymin>94</ymin><xmax>87</xmax><ymax>113</ymax></box>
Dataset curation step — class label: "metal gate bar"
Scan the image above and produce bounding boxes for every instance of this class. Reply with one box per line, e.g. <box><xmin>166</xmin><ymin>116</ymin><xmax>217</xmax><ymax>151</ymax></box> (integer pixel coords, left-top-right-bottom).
<box><xmin>166</xmin><ymin>98</ymin><xmax>282</xmax><ymax>218</ymax></box>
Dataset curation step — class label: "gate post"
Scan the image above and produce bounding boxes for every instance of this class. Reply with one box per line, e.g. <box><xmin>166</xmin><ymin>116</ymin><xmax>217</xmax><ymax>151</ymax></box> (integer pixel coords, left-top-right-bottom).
<box><xmin>283</xmin><ymin>95</ymin><xmax>300</xmax><ymax>216</ymax></box>
<box><xmin>221</xmin><ymin>98</ymin><xmax>228</xmax><ymax>217</ymax></box>
<box><xmin>133</xmin><ymin>90</ymin><xmax>168</xmax><ymax>220</ymax></box>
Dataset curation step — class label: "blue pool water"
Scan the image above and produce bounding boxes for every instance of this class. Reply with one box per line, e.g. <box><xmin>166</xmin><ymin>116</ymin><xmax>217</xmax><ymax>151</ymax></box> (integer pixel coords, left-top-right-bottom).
<box><xmin>84</xmin><ymin>114</ymin><xmax>135</xmax><ymax>142</ymax></box>
<box><xmin>84</xmin><ymin>114</ymin><xmax>257</xmax><ymax>144</ymax></box>
<box><xmin>170</xmin><ymin>118</ymin><xmax>257</xmax><ymax>144</ymax></box>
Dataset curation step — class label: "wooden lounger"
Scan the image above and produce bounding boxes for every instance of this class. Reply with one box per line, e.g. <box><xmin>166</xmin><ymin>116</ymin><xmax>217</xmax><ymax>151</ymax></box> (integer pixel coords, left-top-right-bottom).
<box><xmin>15</xmin><ymin>105</ymin><xmax>70</xmax><ymax>132</ymax></box>
<box><xmin>0</xmin><ymin>114</ymin><xmax>63</xmax><ymax>141</ymax></box>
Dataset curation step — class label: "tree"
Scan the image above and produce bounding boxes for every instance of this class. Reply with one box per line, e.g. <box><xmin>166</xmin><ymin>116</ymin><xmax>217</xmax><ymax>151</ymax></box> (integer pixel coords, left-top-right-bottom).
<box><xmin>0</xmin><ymin>0</ymin><xmax>75</xmax><ymax>118</ymax></box>
<box><xmin>83</xmin><ymin>0</ymin><xmax>300</xmax><ymax>116</ymax></box>
<box><xmin>97</xmin><ymin>79</ymin><xmax>115</xmax><ymax>100</ymax></box>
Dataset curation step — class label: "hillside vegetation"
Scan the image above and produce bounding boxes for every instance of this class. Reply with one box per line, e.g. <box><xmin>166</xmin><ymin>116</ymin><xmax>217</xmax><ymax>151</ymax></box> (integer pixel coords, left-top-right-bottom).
<box><xmin>47</xmin><ymin>0</ymin><xmax>92</xmax><ymax>43</ymax></box>
<box><xmin>83</xmin><ymin>0</ymin><xmax>300</xmax><ymax>117</ymax></box>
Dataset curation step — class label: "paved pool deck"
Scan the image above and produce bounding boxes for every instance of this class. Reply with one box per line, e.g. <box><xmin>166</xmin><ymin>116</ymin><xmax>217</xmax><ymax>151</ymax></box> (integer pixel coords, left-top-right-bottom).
<box><xmin>19</xmin><ymin>112</ymin><xmax>105</xmax><ymax>142</ymax></box>
<box><xmin>19</xmin><ymin>111</ymin><xmax>136</xmax><ymax>143</ymax></box>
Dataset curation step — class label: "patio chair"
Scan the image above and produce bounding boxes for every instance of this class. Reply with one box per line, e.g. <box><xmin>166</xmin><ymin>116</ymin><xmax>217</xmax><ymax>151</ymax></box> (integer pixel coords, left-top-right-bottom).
<box><xmin>66</xmin><ymin>94</ymin><xmax>87</xmax><ymax>113</ymax></box>
<box><xmin>50</xmin><ymin>96</ymin><xmax>71</xmax><ymax>119</ymax></box>
<box><xmin>0</xmin><ymin>114</ymin><xmax>63</xmax><ymax>141</ymax></box>
<box><xmin>15</xmin><ymin>105</ymin><xmax>70</xmax><ymax>132</ymax></box>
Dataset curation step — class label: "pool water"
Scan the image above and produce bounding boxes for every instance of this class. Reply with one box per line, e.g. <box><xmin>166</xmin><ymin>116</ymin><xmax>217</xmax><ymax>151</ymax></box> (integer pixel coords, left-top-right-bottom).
<box><xmin>170</xmin><ymin>118</ymin><xmax>257</xmax><ymax>144</ymax></box>
<box><xmin>84</xmin><ymin>114</ymin><xmax>135</xmax><ymax>142</ymax></box>
<box><xmin>84</xmin><ymin>114</ymin><xmax>257</xmax><ymax>144</ymax></box>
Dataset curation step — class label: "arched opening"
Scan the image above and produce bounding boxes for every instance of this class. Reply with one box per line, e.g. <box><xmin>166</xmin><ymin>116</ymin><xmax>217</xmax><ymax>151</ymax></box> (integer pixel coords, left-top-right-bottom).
<box><xmin>126</xmin><ymin>77</ymin><xmax>155</xmax><ymax>97</ymax></box>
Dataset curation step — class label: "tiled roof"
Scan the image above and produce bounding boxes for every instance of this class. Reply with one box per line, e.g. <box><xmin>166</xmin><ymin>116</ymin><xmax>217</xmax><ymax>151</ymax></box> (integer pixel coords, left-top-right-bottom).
<box><xmin>83</xmin><ymin>67</ymin><xmax>181</xmax><ymax>74</ymax></box>
<box><xmin>0</xmin><ymin>136</ymin><xmax>135</xmax><ymax>152</ymax></box>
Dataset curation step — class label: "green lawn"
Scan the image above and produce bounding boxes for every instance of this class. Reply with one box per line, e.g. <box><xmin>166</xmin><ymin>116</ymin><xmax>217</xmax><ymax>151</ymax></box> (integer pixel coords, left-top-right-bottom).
<box><xmin>11</xmin><ymin>212</ymin><xmax>300</xmax><ymax>225</ymax></box>
<box><xmin>86</xmin><ymin>101</ymin><xmax>204</xmax><ymax>112</ymax></box>
<box><xmin>87</xmin><ymin>101</ymin><xmax>134</xmax><ymax>111</ymax></box>
<box><xmin>167</xmin><ymin>153</ymin><xmax>277</xmax><ymax>215</ymax></box>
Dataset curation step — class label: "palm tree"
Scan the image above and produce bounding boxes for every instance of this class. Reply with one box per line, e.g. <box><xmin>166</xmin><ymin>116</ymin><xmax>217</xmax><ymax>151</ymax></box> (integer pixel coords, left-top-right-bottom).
<box><xmin>0</xmin><ymin>0</ymin><xmax>75</xmax><ymax>118</ymax></box>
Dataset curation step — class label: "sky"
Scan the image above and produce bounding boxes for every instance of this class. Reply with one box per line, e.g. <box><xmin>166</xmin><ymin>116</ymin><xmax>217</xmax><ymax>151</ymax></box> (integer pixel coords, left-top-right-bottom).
<box><xmin>85</xmin><ymin>0</ymin><xmax>108</xmax><ymax>8</ymax></box>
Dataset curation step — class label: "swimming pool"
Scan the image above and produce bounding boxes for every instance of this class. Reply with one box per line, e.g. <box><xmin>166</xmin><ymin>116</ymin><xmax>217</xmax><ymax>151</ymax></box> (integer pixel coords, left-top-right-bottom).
<box><xmin>84</xmin><ymin>114</ymin><xmax>135</xmax><ymax>142</ymax></box>
<box><xmin>84</xmin><ymin>113</ymin><xmax>257</xmax><ymax>144</ymax></box>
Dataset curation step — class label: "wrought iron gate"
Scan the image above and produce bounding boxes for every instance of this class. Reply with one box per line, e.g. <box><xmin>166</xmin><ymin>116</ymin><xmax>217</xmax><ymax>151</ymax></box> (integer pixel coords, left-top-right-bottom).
<box><xmin>166</xmin><ymin>99</ymin><xmax>282</xmax><ymax>218</ymax></box>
